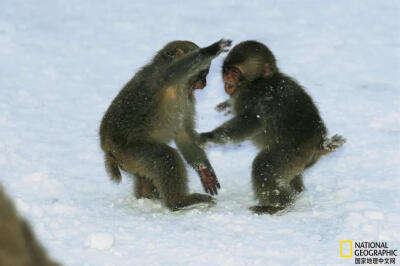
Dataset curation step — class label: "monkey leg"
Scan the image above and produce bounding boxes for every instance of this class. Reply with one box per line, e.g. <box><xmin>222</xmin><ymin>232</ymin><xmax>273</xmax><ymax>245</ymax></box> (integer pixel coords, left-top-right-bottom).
<box><xmin>250</xmin><ymin>147</ymin><xmax>307</xmax><ymax>214</ymax></box>
<box><xmin>133</xmin><ymin>175</ymin><xmax>159</xmax><ymax>199</ymax></box>
<box><xmin>119</xmin><ymin>141</ymin><xmax>212</xmax><ymax>210</ymax></box>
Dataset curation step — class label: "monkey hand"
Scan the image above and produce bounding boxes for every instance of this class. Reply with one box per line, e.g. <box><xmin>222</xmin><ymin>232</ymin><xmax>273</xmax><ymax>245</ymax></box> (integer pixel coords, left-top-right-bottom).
<box><xmin>197</xmin><ymin>165</ymin><xmax>220</xmax><ymax>195</ymax></box>
<box><xmin>215</xmin><ymin>102</ymin><xmax>233</xmax><ymax>116</ymax></box>
<box><xmin>218</xmin><ymin>39</ymin><xmax>233</xmax><ymax>53</ymax></box>
<box><xmin>215</xmin><ymin>101</ymin><xmax>230</xmax><ymax>112</ymax></box>
<box><xmin>202</xmin><ymin>39</ymin><xmax>232</xmax><ymax>56</ymax></box>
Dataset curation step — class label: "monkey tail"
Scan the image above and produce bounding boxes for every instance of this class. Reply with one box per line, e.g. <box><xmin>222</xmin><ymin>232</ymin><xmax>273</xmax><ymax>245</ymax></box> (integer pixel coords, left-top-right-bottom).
<box><xmin>105</xmin><ymin>152</ymin><xmax>122</xmax><ymax>183</ymax></box>
<box><xmin>320</xmin><ymin>134</ymin><xmax>346</xmax><ymax>155</ymax></box>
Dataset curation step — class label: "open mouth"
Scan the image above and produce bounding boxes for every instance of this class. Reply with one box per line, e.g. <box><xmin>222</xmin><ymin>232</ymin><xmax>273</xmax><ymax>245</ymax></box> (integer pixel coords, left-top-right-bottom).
<box><xmin>224</xmin><ymin>82</ymin><xmax>236</xmax><ymax>94</ymax></box>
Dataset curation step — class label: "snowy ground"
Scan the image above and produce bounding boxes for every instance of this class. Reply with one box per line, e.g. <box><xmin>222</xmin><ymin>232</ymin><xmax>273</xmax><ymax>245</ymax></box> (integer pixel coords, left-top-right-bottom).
<box><xmin>1</xmin><ymin>1</ymin><xmax>399</xmax><ymax>265</ymax></box>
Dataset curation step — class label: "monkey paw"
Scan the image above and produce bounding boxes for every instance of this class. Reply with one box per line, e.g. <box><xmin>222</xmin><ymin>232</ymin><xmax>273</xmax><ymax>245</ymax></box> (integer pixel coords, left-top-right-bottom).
<box><xmin>218</xmin><ymin>39</ymin><xmax>232</xmax><ymax>53</ymax></box>
<box><xmin>249</xmin><ymin>205</ymin><xmax>286</xmax><ymax>215</ymax></box>
<box><xmin>191</xmin><ymin>193</ymin><xmax>215</xmax><ymax>203</ymax></box>
<box><xmin>171</xmin><ymin>193</ymin><xmax>216</xmax><ymax>212</ymax></box>
<box><xmin>198</xmin><ymin>166</ymin><xmax>220</xmax><ymax>195</ymax></box>
<box><xmin>215</xmin><ymin>101</ymin><xmax>232</xmax><ymax>113</ymax></box>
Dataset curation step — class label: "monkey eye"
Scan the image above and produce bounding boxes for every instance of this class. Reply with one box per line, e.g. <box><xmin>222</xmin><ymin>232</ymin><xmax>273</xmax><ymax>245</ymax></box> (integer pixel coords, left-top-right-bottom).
<box><xmin>231</xmin><ymin>68</ymin><xmax>241</xmax><ymax>74</ymax></box>
<box><xmin>229</xmin><ymin>67</ymin><xmax>241</xmax><ymax>77</ymax></box>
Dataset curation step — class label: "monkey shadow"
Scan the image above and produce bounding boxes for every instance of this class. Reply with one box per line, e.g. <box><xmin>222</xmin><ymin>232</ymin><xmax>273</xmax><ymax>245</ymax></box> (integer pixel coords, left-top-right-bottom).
<box><xmin>113</xmin><ymin>193</ymin><xmax>315</xmax><ymax>217</ymax></box>
<box><xmin>285</xmin><ymin>193</ymin><xmax>313</xmax><ymax>215</ymax></box>
<box><xmin>248</xmin><ymin>192</ymin><xmax>314</xmax><ymax>217</ymax></box>
<box><xmin>111</xmin><ymin>176</ymin><xmax>314</xmax><ymax>216</ymax></box>
<box><xmin>113</xmin><ymin>191</ymin><xmax>215</xmax><ymax>215</ymax></box>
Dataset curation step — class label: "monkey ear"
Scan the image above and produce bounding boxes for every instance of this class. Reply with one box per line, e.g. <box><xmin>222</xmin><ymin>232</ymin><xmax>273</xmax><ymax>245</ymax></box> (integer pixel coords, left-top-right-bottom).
<box><xmin>175</xmin><ymin>48</ymin><xmax>185</xmax><ymax>56</ymax></box>
<box><xmin>264</xmin><ymin>64</ymin><xmax>274</xmax><ymax>78</ymax></box>
<box><xmin>160</xmin><ymin>49</ymin><xmax>184</xmax><ymax>63</ymax></box>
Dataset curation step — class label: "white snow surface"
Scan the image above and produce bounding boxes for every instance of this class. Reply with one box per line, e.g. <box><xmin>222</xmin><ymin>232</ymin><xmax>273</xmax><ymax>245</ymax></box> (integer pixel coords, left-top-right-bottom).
<box><xmin>0</xmin><ymin>1</ymin><xmax>399</xmax><ymax>265</ymax></box>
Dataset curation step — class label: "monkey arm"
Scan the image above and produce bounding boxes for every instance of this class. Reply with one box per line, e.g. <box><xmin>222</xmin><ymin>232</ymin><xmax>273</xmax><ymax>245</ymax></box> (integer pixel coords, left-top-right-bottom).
<box><xmin>175</xmin><ymin>128</ymin><xmax>220</xmax><ymax>195</ymax></box>
<box><xmin>200</xmin><ymin>113</ymin><xmax>263</xmax><ymax>145</ymax></box>
<box><xmin>163</xmin><ymin>39</ymin><xmax>232</xmax><ymax>86</ymax></box>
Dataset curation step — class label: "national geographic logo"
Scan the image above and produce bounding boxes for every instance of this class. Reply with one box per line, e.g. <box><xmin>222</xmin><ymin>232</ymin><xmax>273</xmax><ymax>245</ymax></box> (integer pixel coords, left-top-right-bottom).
<box><xmin>341</xmin><ymin>240</ymin><xmax>353</xmax><ymax>258</ymax></box>
<box><xmin>340</xmin><ymin>241</ymin><xmax>398</xmax><ymax>264</ymax></box>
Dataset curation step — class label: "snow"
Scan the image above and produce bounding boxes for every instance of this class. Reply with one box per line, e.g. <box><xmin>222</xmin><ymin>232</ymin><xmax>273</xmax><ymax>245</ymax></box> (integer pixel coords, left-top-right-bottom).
<box><xmin>86</xmin><ymin>233</ymin><xmax>114</xmax><ymax>251</ymax></box>
<box><xmin>0</xmin><ymin>0</ymin><xmax>399</xmax><ymax>265</ymax></box>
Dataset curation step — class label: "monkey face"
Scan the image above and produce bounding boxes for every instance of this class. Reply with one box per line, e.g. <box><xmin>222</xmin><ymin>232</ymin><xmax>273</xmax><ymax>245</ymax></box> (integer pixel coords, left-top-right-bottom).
<box><xmin>222</xmin><ymin>41</ymin><xmax>278</xmax><ymax>95</ymax></box>
<box><xmin>223</xmin><ymin>66</ymin><xmax>242</xmax><ymax>95</ymax></box>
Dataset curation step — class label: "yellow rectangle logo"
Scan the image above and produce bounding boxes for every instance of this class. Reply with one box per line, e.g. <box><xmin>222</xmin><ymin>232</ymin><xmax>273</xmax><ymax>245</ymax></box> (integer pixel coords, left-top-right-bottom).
<box><xmin>340</xmin><ymin>240</ymin><xmax>353</xmax><ymax>258</ymax></box>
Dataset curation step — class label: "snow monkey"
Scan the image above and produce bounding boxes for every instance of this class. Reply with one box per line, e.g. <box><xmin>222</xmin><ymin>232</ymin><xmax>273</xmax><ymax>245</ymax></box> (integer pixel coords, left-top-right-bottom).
<box><xmin>0</xmin><ymin>186</ymin><xmax>60</xmax><ymax>266</ymax></box>
<box><xmin>199</xmin><ymin>40</ymin><xmax>346</xmax><ymax>214</ymax></box>
<box><xmin>100</xmin><ymin>39</ymin><xmax>232</xmax><ymax>211</ymax></box>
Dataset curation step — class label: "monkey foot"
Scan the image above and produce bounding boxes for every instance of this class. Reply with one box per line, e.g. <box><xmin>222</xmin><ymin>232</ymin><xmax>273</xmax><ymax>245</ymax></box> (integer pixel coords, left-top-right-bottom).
<box><xmin>249</xmin><ymin>205</ymin><xmax>286</xmax><ymax>215</ymax></box>
<box><xmin>172</xmin><ymin>199</ymin><xmax>216</xmax><ymax>212</ymax></box>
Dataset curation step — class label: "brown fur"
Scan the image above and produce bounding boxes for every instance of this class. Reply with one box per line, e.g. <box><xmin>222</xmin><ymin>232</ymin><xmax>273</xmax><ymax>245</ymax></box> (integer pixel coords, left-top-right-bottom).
<box><xmin>0</xmin><ymin>186</ymin><xmax>60</xmax><ymax>266</ymax></box>
<box><xmin>200</xmin><ymin>40</ymin><xmax>345</xmax><ymax>214</ymax></box>
<box><xmin>99</xmin><ymin>39</ymin><xmax>231</xmax><ymax>210</ymax></box>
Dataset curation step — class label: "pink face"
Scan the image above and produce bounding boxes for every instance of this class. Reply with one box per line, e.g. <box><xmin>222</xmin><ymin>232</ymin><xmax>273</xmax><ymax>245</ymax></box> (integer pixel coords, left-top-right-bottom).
<box><xmin>223</xmin><ymin>66</ymin><xmax>242</xmax><ymax>95</ymax></box>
